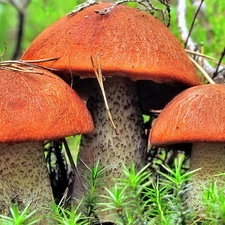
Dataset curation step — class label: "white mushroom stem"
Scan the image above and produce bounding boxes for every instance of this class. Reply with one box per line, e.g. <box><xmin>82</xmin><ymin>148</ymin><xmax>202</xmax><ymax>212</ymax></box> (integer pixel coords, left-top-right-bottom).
<box><xmin>0</xmin><ymin>142</ymin><xmax>52</xmax><ymax>222</ymax></box>
<box><xmin>74</xmin><ymin>77</ymin><xmax>147</xmax><ymax>222</ymax></box>
<box><xmin>189</xmin><ymin>143</ymin><xmax>225</xmax><ymax>213</ymax></box>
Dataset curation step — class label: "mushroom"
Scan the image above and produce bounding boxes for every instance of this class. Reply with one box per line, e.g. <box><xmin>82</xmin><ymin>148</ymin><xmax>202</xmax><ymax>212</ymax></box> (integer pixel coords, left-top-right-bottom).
<box><xmin>0</xmin><ymin>64</ymin><xmax>94</xmax><ymax>222</ymax></box>
<box><xmin>150</xmin><ymin>84</ymin><xmax>225</xmax><ymax>215</ymax></box>
<box><xmin>21</xmin><ymin>3</ymin><xmax>201</xmax><ymax>221</ymax></box>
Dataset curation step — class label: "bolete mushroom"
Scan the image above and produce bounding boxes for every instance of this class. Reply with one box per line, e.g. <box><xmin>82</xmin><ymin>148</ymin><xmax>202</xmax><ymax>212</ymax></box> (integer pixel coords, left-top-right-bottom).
<box><xmin>150</xmin><ymin>84</ymin><xmax>225</xmax><ymax>215</ymax></box>
<box><xmin>21</xmin><ymin>3</ymin><xmax>201</xmax><ymax>221</ymax></box>
<box><xmin>0</xmin><ymin>64</ymin><xmax>94</xmax><ymax>222</ymax></box>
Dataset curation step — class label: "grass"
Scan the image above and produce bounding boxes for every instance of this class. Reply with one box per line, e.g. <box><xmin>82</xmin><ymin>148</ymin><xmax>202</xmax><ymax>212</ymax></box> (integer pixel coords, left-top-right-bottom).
<box><xmin>0</xmin><ymin>203</ymin><xmax>40</xmax><ymax>225</ymax></box>
<box><xmin>1</xmin><ymin>156</ymin><xmax>225</xmax><ymax>224</ymax></box>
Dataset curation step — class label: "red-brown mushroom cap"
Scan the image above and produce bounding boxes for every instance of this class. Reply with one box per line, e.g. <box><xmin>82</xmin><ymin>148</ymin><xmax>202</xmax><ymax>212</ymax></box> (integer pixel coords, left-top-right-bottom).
<box><xmin>150</xmin><ymin>84</ymin><xmax>225</xmax><ymax>145</ymax></box>
<box><xmin>0</xmin><ymin>66</ymin><xmax>94</xmax><ymax>143</ymax></box>
<box><xmin>22</xmin><ymin>3</ymin><xmax>200</xmax><ymax>86</ymax></box>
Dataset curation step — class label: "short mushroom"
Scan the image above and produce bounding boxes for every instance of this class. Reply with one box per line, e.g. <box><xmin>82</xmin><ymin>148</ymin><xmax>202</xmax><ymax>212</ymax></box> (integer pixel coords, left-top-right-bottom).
<box><xmin>21</xmin><ymin>3</ymin><xmax>201</xmax><ymax>221</ymax></box>
<box><xmin>0</xmin><ymin>64</ymin><xmax>94</xmax><ymax>222</ymax></box>
<box><xmin>150</xmin><ymin>84</ymin><xmax>225</xmax><ymax>215</ymax></box>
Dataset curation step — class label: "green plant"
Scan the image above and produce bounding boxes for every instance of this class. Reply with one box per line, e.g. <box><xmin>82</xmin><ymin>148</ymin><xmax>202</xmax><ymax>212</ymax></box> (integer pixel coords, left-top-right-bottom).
<box><xmin>101</xmin><ymin>163</ymin><xmax>151</xmax><ymax>224</ymax></box>
<box><xmin>81</xmin><ymin>159</ymin><xmax>106</xmax><ymax>224</ymax></box>
<box><xmin>3</xmin><ymin>159</ymin><xmax>225</xmax><ymax>224</ymax></box>
<box><xmin>201</xmin><ymin>174</ymin><xmax>225</xmax><ymax>224</ymax></box>
<box><xmin>0</xmin><ymin>203</ymin><xmax>40</xmax><ymax>225</ymax></box>
<box><xmin>100</xmin><ymin>156</ymin><xmax>201</xmax><ymax>225</ymax></box>
<box><xmin>51</xmin><ymin>202</ymin><xmax>88</xmax><ymax>225</ymax></box>
<box><xmin>158</xmin><ymin>157</ymin><xmax>199</xmax><ymax>224</ymax></box>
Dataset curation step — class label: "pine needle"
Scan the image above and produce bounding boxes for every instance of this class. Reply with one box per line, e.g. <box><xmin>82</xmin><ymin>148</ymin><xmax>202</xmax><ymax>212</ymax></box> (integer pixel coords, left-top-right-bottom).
<box><xmin>186</xmin><ymin>49</ymin><xmax>225</xmax><ymax>67</ymax></box>
<box><xmin>188</xmin><ymin>56</ymin><xmax>215</xmax><ymax>84</ymax></box>
<box><xmin>91</xmin><ymin>53</ymin><xmax>120</xmax><ymax>135</ymax></box>
<box><xmin>0</xmin><ymin>58</ymin><xmax>59</xmax><ymax>73</ymax></box>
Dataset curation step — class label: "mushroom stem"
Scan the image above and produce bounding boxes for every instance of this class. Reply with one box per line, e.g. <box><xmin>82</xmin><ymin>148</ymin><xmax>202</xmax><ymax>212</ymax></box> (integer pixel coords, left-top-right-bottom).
<box><xmin>74</xmin><ymin>77</ymin><xmax>147</xmax><ymax>222</ymax></box>
<box><xmin>0</xmin><ymin>142</ymin><xmax>52</xmax><ymax>222</ymax></box>
<box><xmin>189</xmin><ymin>143</ymin><xmax>225</xmax><ymax>214</ymax></box>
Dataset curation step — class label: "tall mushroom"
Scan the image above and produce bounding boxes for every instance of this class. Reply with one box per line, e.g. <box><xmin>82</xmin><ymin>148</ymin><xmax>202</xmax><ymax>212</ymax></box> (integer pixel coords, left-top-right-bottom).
<box><xmin>150</xmin><ymin>84</ymin><xmax>225</xmax><ymax>215</ymax></box>
<box><xmin>0</xmin><ymin>64</ymin><xmax>94</xmax><ymax>223</ymax></box>
<box><xmin>21</xmin><ymin>3</ymin><xmax>201</xmax><ymax>221</ymax></box>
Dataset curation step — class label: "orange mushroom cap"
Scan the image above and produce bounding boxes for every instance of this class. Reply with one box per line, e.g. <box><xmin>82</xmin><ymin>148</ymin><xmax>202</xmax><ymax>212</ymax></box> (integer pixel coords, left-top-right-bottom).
<box><xmin>150</xmin><ymin>84</ymin><xmax>225</xmax><ymax>145</ymax></box>
<box><xmin>22</xmin><ymin>3</ymin><xmax>200</xmax><ymax>86</ymax></box>
<box><xmin>0</xmin><ymin>67</ymin><xmax>94</xmax><ymax>143</ymax></box>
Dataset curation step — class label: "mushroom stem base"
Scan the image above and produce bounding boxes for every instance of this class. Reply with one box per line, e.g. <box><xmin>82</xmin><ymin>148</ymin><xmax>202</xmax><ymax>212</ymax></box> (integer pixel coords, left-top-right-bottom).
<box><xmin>0</xmin><ymin>142</ymin><xmax>52</xmax><ymax>223</ymax></box>
<box><xmin>189</xmin><ymin>143</ymin><xmax>225</xmax><ymax>216</ymax></box>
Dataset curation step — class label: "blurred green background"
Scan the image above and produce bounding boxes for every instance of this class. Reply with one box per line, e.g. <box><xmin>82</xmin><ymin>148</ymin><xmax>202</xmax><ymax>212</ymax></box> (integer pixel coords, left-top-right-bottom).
<box><xmin>0</xmin><ymin>0</ymin><xmax>224</xmax><ymax>62</ymax></box>
<box><xmin>0</xmin><ymin>0</ymin><xmax>83</xmax><ymax>59</ymax></box>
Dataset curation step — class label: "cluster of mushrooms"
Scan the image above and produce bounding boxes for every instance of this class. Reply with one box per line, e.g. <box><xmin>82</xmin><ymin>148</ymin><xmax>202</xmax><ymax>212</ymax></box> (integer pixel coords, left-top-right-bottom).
<box><xmin>0</xmin><ymin>2</ymin><xmax>223</xmax><ymax>224</ymax></box>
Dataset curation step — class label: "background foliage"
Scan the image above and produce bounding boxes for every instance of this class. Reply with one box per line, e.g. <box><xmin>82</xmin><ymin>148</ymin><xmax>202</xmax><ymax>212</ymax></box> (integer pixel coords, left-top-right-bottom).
<box><xmin>0</xmin><ymin>0</ymin><xmax>82</xmax><ymax>59</ymax></box>
<box><xmin>0</xmin><ymin>0</ymin><xmax>224</xmax><ymax>62</ymax></box>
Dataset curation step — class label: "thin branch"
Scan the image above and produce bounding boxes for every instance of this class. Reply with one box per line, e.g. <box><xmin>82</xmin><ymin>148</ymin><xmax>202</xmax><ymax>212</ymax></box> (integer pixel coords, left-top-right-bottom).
<box><xmin>184</xmin><ymin>0</ymin><xmax>204</xmax><ymax>48</ymax></box>
<box><xmin>213</xmin><ymin>47</ymin><xmax>225</xmax><ymax>78</ymax></box>
<box><xmin>8</xmin><ymin>0</ymin><xmax>32</xmax><ymax>59</ymax></box>
<box><xmin>101</xmin><ymin>0</ymin><xmax>171</xmax><ymax>26</ymax></box>
<box><xmin>68</xmin><ymin>0</ymin><xmax>97</xmax><ymax>16</ymax></box>
<box><xmin>69</xmin><ymin>0</ymin><xmax>171</xmax><ymax>26</ymax></box>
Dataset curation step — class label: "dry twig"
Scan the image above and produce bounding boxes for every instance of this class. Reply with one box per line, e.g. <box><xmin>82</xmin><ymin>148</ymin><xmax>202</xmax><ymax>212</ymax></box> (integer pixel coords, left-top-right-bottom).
<box><xmin>0</xmin><ymin>58</ymin><xmax>59</xmax><ymax>73</ymax></box>
<box><xmin>185</xmin><ymin>49</ymin><xmax>225</xmax><ymax>67</ymax></box>
<box><xmin>69</xmin><ymin>0</ymin><xmax>171</xmax><ymax>26</ymax></box>
<box><xmin>184</xmin><ymin>0</ymin><xmax>204</xmax><ymax>48</ymax></box>
<box><xmin>188</xmin><ymin>56</ymin><xmax>215</xmax><ymax>84</ymax></box>
<box><xmin>91</xmin><ymin>53</ymin><xmax>120</xmax><ymax>135</ymax></box>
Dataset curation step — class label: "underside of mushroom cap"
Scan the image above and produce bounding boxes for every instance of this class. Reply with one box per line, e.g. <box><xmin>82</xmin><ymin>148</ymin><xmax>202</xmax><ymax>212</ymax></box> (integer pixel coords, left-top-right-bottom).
<box><xmin>0</xmin><ymin>66</ymin><xmax>94</xmax><ymax>143</ymax></box>
<box><xmin>150</xmin><ymin>84</ymin><xmax>225</xmax><ymax>145</ymax></box>
<box><xmin>22</xmin><ymin>3</ymin><xmax>200</xmax><ymax>86</ymax></box>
